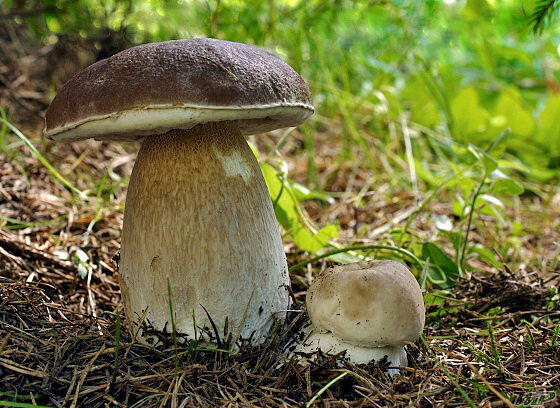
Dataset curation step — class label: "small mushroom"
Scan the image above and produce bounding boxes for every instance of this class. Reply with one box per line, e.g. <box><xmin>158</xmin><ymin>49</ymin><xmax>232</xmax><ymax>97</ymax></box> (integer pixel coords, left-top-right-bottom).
<box><xmin>296</xmin><ymin>260</ymin><xmax>425</xmax><ymax>374</ymax></box>
<box><xmin>44</xmin><ymin>39</ymin><xmax>314</xmax><ymax>345</ymax></box>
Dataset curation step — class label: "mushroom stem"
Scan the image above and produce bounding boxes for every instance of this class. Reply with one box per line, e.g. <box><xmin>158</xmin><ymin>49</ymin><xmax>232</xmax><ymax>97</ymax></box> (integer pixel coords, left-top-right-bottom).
<box><xmin>119</xmin><ymin>121</ymin><xmax>290</xmax><ymax>344</ymax></box>
<box><xmin>296</xmin><ymin>329</ymin><xmax>408</xmax><ymax>376</ymax></box>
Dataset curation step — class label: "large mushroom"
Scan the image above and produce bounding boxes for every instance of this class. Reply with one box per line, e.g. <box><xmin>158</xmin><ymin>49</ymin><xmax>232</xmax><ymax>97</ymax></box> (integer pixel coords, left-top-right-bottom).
<box><xmin>44</xmin><ymin>38</ymin><xmax>314</xmax><ymax>345</ymax></box>
<box><xmin>295</xmin><ymin>261</ymin><xmax>425</xmax><ymax>374</ymax></box>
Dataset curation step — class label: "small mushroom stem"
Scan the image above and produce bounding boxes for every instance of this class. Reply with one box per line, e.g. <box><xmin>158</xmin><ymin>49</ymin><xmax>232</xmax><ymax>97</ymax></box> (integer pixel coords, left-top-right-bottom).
<box><xmin>296</xmin><ymin>330</ymin><xmax>407</xmax><ymax>376</ymax></box>
<box><xmin>119</xmin><ymin>121</ymin><xmax>290</xmax><ymax>344</ymax></box>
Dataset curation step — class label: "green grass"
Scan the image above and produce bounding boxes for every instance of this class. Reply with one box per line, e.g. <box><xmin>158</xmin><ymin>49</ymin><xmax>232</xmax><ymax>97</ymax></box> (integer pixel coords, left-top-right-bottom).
<box><xmin>4</xmin><ymin>0</ymin><xmax>558</xmax><ymax>284</ymax></box>
<box><xmin>0</xmin><ymin>118</ymin><xmax>84</xmax><ymax>198</ymax></box>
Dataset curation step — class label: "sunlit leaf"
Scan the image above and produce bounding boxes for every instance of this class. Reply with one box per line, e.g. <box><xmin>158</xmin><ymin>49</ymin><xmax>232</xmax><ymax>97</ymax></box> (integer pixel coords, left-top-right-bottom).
<box><xmin>327</xmin><ymin>252</ymin><xmax>364</xmax><ymax>264</ymax></box>
<box><xmin>538</xmin><ymin>92</ymin><xmax>560</xmax><ymax>152</ymax></box>
<box><xmin>434</xmin><ymin>214</ymin><xmax>454</xmax><ymax>231</ymax></box>
<box><xmin>477</xmin><ymin>193</ymin><xmax>505</xmax><ymax>209</ymax></box>
<box><xmin>261</xmin><ymin>163</ymin><xmax>338</xmax><ymax>253</ymax></box>
<box><xmin>491</xmin><ymin>178</ymin><xmax>524</xmax><ymax>195</ymax></box>
<box><xmin>494</xmin><ymin>89</ymin><xmax>535</xmax><ymax>137</ymax></box>
<box><xmin>451</xmin><ymin>87</ymin><xmax>490</xmax><ymax>139</ymax></box>
<box><xmin>401</xmin><ymin>75</ymin><xmax>441</xmax><ymax>128</ymax></box>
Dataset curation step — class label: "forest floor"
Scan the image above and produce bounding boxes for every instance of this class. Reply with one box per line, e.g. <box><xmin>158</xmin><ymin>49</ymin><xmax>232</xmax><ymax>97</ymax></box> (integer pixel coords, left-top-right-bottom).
<box><xmin>1</xmin><ymin>22</ymin><xmax>560</xmax><ymax>408</ymax></box>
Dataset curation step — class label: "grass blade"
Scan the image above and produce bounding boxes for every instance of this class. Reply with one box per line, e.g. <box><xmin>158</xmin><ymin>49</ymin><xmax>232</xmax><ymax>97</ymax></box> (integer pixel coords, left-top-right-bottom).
<box><xmin>306</xmin><ymin>372</ymin><xmax>348</xmax><ymax>408</ymax></box>
<box><xmin>0</xmin><ymin>118</ymin><xmax>85</xmax><ymax>198</ymax></box>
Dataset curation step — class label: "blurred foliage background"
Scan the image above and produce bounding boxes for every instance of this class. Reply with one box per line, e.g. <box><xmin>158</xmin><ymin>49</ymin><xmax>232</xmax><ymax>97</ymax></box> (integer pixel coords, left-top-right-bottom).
<box><xmin>5</xmin><ymin>0</ymin><xmax>559</xmax><ymax>179</ymax></box>
<box><xmin>1</xmin><ymin>0</ymin><xmax>560</xmax><ymax>284</ymax></box>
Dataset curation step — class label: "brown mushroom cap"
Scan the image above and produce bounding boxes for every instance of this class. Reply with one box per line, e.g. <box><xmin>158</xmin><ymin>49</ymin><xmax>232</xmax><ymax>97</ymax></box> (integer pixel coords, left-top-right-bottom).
<box><xmin>44</xmin><ymin>38</ymin><xmax>314</xmax><ymax>142</ymax></box>
<box><xmin>306</xmin><ymin>260</ymin><xmax>425</xmax><ymax>347</ymax></box>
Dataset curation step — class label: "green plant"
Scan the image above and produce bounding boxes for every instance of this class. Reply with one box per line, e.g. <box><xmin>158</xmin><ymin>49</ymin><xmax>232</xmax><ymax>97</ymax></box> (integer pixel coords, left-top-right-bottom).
<box><xmin>306</xmin><ymin>372</ymin><xmax>348</xmax><ymax>408</ymax></box>
<box><xmin>420</xmin><ymin>334</ymin><xmax>477</xmax><ymax>408</ymax></box>
<box><xmin>259</xmin><ymin>153</ymin><xmax>338</xmax><ymax>255</ymax></box>
<box><xmin>0</xmin><ymin>118</ymin><xmax>84</xmax><ymax>198</ymax></box>
<box><xmin>528</xmin><ymin>0</ymin><xmax>560</xmax><ymax>33</ymax></box>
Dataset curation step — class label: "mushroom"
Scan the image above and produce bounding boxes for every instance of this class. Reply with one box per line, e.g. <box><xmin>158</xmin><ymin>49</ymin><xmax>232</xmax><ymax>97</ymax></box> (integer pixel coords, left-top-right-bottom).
<box><xmin>295</xmin><ymin>260</ymin><xmax>424</xmax><ymax>374</ymax></box>
<box><xmin>44</xmin><ymin>38</ymin><xmax>314</xmax><ymax>345</ymax></box>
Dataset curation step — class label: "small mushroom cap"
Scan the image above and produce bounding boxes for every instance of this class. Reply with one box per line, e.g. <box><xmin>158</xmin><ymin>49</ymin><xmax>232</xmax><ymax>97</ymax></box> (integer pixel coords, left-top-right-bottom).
<box><xmin>44</xmin><ymin>38</ymin><xmax>314</xmax><ymax>142</ymax></box>
<box><xmin>306</xmin><ymin>260</ymin><xmax>425</xmax><ymax>347</ymax></box>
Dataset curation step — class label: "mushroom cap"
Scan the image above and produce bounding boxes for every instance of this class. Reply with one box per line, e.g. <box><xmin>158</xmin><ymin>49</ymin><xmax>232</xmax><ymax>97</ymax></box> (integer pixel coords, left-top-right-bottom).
<box><xmin>44</xmin><ymin>38</ymin><xmax>314</xmax><ymax>142</ymax></box>
<box><xmin>306</xmin><ymin>260</ymin><xmax>425</xmax><ymax>347</ymax></box>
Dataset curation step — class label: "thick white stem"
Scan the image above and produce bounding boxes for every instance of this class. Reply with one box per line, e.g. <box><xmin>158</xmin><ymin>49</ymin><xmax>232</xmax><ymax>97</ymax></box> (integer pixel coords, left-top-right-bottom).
<box><xmin>119</xmin><ymin>122</ymin><xmax>290</xmax><ymax>344</ymax></box>
<box><xmin>294</xmin><ymin>328</ymin><xmax>407</xmax><ymax>376</ymax></box>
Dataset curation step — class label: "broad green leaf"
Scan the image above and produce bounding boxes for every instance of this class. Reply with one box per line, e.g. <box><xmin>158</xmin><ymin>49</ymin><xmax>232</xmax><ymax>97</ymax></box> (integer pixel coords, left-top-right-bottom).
<box><xmin>491</xmin><ymin>178</ymin><xmax>524</xmax><ymax>195</ymax></box>
<box><xmin>261</xmin><ymin>163</ymin><xmax>337</xmax><ymax>254</ymax></box>
<box><xmin>452</xmin><ymin>198</ymin><xmax>465</xmax><ymax>217</ymax></box>
<box><xmin>315</xmin><ymin>225</ymin><xmax>338</xmax><ymax>242</ymax></box>
<box><xmin>489</xmin><ymin>169</ymin><xmax>508</xmax><ymax>180</ymax></box>
<box><xmin>426</xmin><ymin>265</ymin><xmax>449</xmax><ymax>287</ymax></box>
<box><xmin>261</xmin><ymin>163</ymin><xmax>295</xmax><ymax>227</ymax></box>
<box><xmin>473</xmin><ymin>194</ymin><xmax>505</xmax><ymax>218</ymax></box>
<box><xmin>493</xmin><ymin>89</ymin><xmax>535</xmax><ymax>137</ymax></box>
<box><xmin>538</xmin><ymin>92</ymin><xmax>560</xmax><ymax>151</ymax></box>
<box><xmin>422</xmin><ymin>242</ymin><xmax>460</xmax><ymax>280</ymax></box>
<box><xmin>469</xmin><ymin>245</ymin><xmax>502</xmax><ymax>268</ymax></box>
<box><xmin>290</xmin><ymin>226</ymin><xmax>324</xmax><ymax>254</ymax></box>
<box><xmin>401</xmin><ymin>75</ymin><xmax>441</xmax><ymax>128</ymax></box>
<box><xmin>451</xmin><ymin>87</ymin><xmax>490</xmax><ymax>140</ymax></box>
<box><xmin>456</xmin><ymin>177</ymin><xmax>476</xmax><ymax>200</ymax></box>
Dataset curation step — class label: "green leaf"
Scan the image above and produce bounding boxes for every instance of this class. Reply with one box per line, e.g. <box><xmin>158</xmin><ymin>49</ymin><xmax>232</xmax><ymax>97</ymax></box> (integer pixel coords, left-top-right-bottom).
<box><xmin>261</xmin><ymin>163</ymin><xmax>337</xmax><ymax>253</ymax></box>
<box><xmin>474</xmin><ymin>194</ymin><xmax>505</xmax><ymax>217</ymax></box>
<box><xmin>468</xmin><ymin>144</ymin><xmax>498</xmax><ymax>174</ymax></box>
<box><xmin>456</xmin><ymin>176</ymin><xmax>476</xmax><ymax>201</ymax></box>
<box><xmin>401</xmin><ymin>75</ymin><xmax>441</xmax><ymax>128</ymax></box>
<box><xmin>477</xmin><ymin>193</ymin><xmax>505</xmax><ymax>209</ymax></box>
<box><xmin>291</xmin><ymin>182</ymin><xmax>334</xmax><ymax>204</ymax></box>
<box><xmin>493</xmin><ymin>89</ymin><xmax>535</xmax><ymax>137</ymax></box>
<box><xmin>422</xmin><ymin>242</ymin><xmax>460</xmax><ymax>280</ymax></box>
<box><xmin>261</xmin><ymin>163</ymin><xmax>294</xmax><ymax>225</ymax></box>
<box><xmin>491</xmin><ymin>178</ymin><xmax>524</xmax><ymax>195</ymax></box>
<box><xmin>327</xmin><ymin>252</ymin><xmax>364</xmax><ymax>264</ymax></box>
<box><xmin>510</xmin><ymin>221</ymin><xmax>525</xmax><ymax>236</ymax></box>
<box><xmin>426</xmin><ymin>264</ymin><xmax>449</xmax><ymax>287</ymax></box>
<box><xmin>452</xmin><ymin>198</ymin><xmax>466</xmax><ymax>217</ymax></box>
<box><xmin>484</xmin><ymin>128</ymin><xmax>510</xmax><ymax>157</ymax></box>
<box><xmin>538</xmin><ymin>92</ymin><xmax>560</xmax><ymax>151</ymax></box>
<box><xmin>469</xmin><ymin>245</ymin><xmax>502</xmax><ymax>269</ymax></box>
<box><xmin>315</xmin><ymin>225</ymin><xmax>338</xmax><ymax>242</ymax></box>
<box><xmin>451</xmin><ymin>87</ymin><xmax>490</xmax><ymax>139</ymax></box>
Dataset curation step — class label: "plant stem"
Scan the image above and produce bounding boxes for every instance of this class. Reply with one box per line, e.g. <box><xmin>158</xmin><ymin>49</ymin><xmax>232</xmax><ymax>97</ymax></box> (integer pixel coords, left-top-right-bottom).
<box><xmin>289</xmin><ymin>244</ymin><xmax>423</xmax><ymax>272</ymax></box>
<box><xmin>459</xmin><ymin>170</ymin><xmax>489</xmax><ymax>274</ymax></box>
